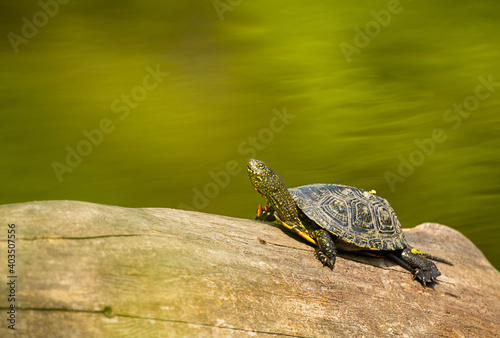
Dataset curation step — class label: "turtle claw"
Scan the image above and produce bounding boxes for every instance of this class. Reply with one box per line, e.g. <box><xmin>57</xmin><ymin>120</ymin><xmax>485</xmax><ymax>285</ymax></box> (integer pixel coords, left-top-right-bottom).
<box><xmin>315</xmin><ymin>248</ymin><xmax>336</xmax><ymax>270</ymax></box>
<box><xmin>255</xmin><ymin>205</ymin><xmax>276</xmax><ymax>222</ymax></box>
<box><xmin>413</xmin><ymin>267</ymin><xmax>441</xmax><ymax>286</ymax></box>
<box><xmin>401</xmin><ymin>248</ymin><xmax>441</xmax><ymax>286</ymax></box>
<box><xmin>313</xmin><ymin>229</ymin><xmax>337</xmax><ymax>270</ymax></box>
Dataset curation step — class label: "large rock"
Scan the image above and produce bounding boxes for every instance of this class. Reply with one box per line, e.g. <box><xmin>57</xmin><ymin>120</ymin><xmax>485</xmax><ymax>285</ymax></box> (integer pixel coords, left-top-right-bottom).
<box><xmin>0</xmin><ymin>200</ymin><xmax>498</xmax><ymax>337</ymax></box>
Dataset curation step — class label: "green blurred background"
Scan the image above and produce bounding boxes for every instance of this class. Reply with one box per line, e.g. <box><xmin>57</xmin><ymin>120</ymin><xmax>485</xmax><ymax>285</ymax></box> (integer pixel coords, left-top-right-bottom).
<box><xmin>1</xmin><ymin>1</ymin><xmax>498</xmax><ymax>269</ymax></box>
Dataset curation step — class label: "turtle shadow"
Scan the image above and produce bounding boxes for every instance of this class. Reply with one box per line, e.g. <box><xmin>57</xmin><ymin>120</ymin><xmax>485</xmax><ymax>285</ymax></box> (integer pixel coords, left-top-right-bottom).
<box><xmin>338</xmin><ymin>251</ymin><xmax>398</xmax><ymax>269</ymax></box>
<box><xmin>264</xmin><ymin>221</ymin><xmax>436</xmax><ymax>288</ymax></box>
<box><xmin>271</xmin><ymin>222</ymin><xmax>401</xmax><ymax>269</ymax></box>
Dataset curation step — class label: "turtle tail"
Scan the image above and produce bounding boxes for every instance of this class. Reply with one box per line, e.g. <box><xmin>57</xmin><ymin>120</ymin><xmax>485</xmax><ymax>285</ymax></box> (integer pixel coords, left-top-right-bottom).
<box><xmin>408</xmin><ymin>246</ymin><xmax>453</xmax><ymax>266</ymax></box>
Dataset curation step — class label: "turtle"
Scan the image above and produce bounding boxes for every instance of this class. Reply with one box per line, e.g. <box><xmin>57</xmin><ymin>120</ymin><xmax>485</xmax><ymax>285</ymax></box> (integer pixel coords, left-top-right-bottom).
<box><xmin>247</xmin><ymin>158</ymin><xmax>452</xmax><ymax>286</ymax></box>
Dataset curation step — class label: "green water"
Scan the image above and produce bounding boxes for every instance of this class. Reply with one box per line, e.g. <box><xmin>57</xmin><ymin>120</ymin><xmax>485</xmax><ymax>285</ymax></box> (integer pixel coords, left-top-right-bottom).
<box><xmin>1</xmin><ymin>1</ymin><xmax>499</xmax><ymax>269</ymax></box>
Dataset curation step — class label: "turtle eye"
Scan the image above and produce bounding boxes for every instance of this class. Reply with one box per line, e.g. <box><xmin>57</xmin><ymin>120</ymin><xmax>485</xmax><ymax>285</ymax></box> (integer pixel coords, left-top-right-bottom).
<box><xmin>257</xmin><ymin>162</ymin><xmax>264</xmax><ymax>169</ymax></box>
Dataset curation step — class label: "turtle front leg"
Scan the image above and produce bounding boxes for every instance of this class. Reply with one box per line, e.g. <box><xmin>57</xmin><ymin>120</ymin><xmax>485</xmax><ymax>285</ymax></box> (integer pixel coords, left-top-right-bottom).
<box><xmin>255</xmin><ymin>204</ymin><xmax>276</xmax><ymax>222</ymax></box>
<box><xmin>312</xmin><ymin>229</ymin><xmax>337</xmax><ymax>270</ymax></box>
<box><xmin>400</xmin><ymin>248</ymin><xmax>441</xmax><ymax>285</ymax></box>
<box><xmin>255</xmin><ymin>205</ymin><xmax>317</xmax><ymax>244</ymax></box>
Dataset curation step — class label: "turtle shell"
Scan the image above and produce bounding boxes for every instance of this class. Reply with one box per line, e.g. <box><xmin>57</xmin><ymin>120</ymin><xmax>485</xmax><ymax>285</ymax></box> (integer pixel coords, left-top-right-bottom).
<box><xmin>289</xmin><ymin>184</ymin><xmax>407</xmax><ymax>251</ymax></box>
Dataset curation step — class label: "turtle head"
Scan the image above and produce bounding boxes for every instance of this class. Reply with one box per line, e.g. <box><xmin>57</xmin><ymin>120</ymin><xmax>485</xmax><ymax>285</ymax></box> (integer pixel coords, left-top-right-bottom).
<box><xmin>247</xmin><ymin>159</ymin><xmax>286</xmax><ymax>197</ymax></box>
<box><xmin>247</xmin><ymin>159</ymin><xmax>314</xmax><ymax>243</ymax></box>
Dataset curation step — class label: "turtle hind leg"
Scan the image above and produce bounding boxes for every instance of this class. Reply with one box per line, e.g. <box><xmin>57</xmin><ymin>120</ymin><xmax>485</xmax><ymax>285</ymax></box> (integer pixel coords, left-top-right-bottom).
<box><xmin>387</xmin><ymin>252</ymin><xmax>416</xmax><ymax>275</ymax></box>
<box><xmin>400</xmin><ymin>248</ymin><xmax>441</xmax><ymax>286</ymax></box>
<box><xmin>313</xmin><ymin>229</ymin><xmax>337</xmax><ymax>270</ymax></box>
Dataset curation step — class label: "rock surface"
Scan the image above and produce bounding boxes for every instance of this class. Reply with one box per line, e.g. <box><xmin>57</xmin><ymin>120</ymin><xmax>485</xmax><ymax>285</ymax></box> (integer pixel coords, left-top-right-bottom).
<box><xmin>0</xmin><ymin>200</ymin><xmax>499</xmax><ymax>337</ymax></box>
